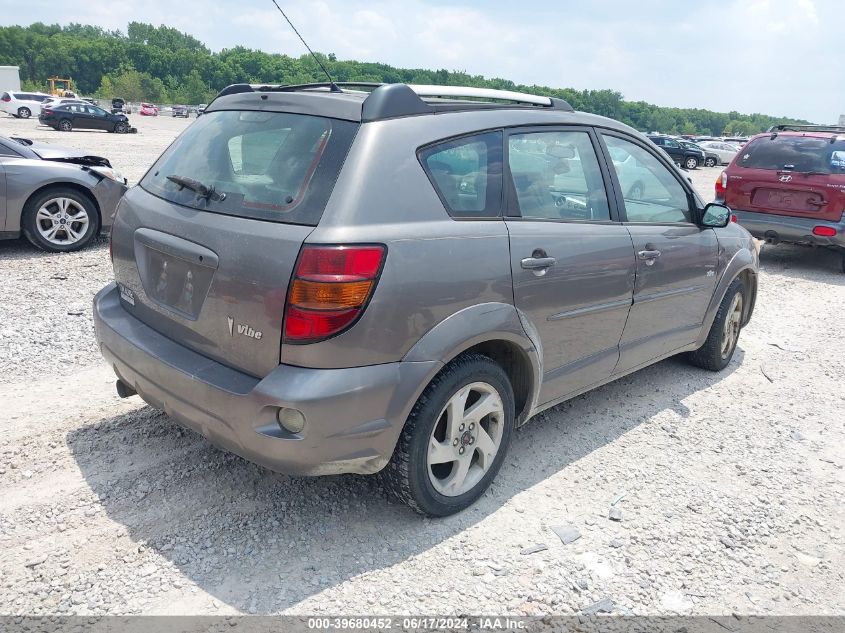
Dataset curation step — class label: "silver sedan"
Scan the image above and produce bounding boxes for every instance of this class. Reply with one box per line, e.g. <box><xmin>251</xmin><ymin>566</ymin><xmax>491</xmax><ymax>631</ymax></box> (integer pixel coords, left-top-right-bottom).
<box><xmin>698</xmin><ymin>141</ymin><xmax>740</xmax><ymax>166</ymax></box>
<box><xmin>0</xmin><ymin>135</ymin><xmax>127</xmax><ymax>251</ymax></box>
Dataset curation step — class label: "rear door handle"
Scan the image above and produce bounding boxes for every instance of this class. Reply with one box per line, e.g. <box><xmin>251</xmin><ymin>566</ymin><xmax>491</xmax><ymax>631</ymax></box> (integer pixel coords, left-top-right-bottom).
<box><xmin>638</xmin><ymin>249</ymin><xmax>661</xmax><ymax>265</ymax></box>
<box><xmin>521</xmin><ymin>256</ymin><xmax>556</xmax><ymax>270</ymax></box>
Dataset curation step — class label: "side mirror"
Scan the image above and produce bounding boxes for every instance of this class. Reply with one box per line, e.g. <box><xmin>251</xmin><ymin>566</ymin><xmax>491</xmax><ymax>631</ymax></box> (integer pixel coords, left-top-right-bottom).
<box><xmin>700</xmin><ymin>202</ymin><xmax>731</xmax><ymax>228</ymax></box>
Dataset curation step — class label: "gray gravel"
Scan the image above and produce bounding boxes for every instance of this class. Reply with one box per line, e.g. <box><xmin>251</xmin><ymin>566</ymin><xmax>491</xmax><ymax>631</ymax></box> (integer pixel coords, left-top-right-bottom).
<box><xmin>1</xmin><ymin>113</ymin><xmax>843</xmax><ymax>617</ymax></box>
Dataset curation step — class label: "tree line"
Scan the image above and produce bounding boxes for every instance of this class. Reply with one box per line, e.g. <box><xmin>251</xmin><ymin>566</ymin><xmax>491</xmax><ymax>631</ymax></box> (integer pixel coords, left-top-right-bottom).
<box><xmin>0</xmin><ymin>22</ymin><xmax>812</xmax><ymax>135</ymax></box>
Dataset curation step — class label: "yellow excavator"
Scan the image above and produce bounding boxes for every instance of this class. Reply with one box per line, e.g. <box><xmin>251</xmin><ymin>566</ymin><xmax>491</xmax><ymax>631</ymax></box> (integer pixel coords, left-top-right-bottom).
<box><xmin>47</xmin><ymin>77</ymin><xmax>76</xmax><ymax>97</ymax></box>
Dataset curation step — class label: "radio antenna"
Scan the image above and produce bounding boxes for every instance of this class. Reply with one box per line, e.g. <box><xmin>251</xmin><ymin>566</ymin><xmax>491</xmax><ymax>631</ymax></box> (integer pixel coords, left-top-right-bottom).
<box><xmin>270</xmin><ymin>0</ymin><xmax>340</xmax><ymax>92</ymax></box>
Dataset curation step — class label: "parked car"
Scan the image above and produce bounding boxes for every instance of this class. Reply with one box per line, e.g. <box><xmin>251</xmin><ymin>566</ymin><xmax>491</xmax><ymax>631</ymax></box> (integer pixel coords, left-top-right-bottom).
<box><xmin>698</xmin><ymin>141</ymin><xmax>739</xmax><ymax>166</ymax></box>
<box><xmin>0</xmin><ymin>91</ymin><xmax>52</xmax><ymax>119</ymax></box>
<box><xmin>196</xmin><ymin>103</ymin><xmax>207</xmax><ymax>116</ymax></box>
<box><xmin>171</xmin><ymin>105</ymin><xmax>189</xmax><ymax>118</ymax></box>
<box><xmin>718</xmin><ymin>124</ymin><xmax>845</xmax><ymax>272</ymax></box>
<box><xmin>679</xmin><ymin>140</ymin><xmax>720</xmax><ymax>168</ymax></box>
<box><xmin>139</xmin><ymin>103</ymin><xmax>158</xmax><ymax>116</ymax></box>
<box><xmin>41</xmin><ymin>97</ymin><xmax>88</xmax><ymax>110</ymax></box>
<box><xmin>647</xmin><ymin>135</ymin><xmax>705</xmax><ymax>170</ymax></box>
<box><xmin>723</xmin><ymin>136</ymin><xmax>750</xmax><ymax>146</ymax></box>
<box><xmin>39</xmin><ymin>102</ymin><xmax>134</xmax><ymax>133</ymax></box>
<box><xmin>94</xmin><ymin>83</ymin><xmax>758</xmax><ymax>516</ymax></box>
<box><xmin>111</xmin><ymin>98</ymin><xmax>127</xmax><ymax>115</ymax></box>
<box><xmin>0</xmin><ymin>134</ymin><xmax>127</xmax><ymax>251</ymax></box>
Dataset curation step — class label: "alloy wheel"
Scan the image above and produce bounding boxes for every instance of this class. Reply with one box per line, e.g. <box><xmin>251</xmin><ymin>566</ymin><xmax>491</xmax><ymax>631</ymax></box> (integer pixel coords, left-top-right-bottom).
<box><xmin>720</xmin><ymin>293</ymin><xmax>743</xmax><ymax>359</ymax></box>
<box><xmin>685</xmin><ymin>157</ymin><xmax>698</xmax><ymax>170</ymax></box>
<box><xmin>35</xmin><ymin>197</ymin><xmax>89</xmax><ymax>246</ymax></box>
<box><xmin>427</xmin><ymin>382</ymin><xmax>505</xmax><ymax>497</ymax></box>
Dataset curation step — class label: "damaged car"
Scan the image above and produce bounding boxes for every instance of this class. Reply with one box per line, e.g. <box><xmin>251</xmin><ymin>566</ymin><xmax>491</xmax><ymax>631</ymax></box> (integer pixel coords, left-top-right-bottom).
<box><xmin>39</xmin><ymin>103</ymin><xmax>136</xmax><ymax>134</ymax></box>
<box><xmin>0</xmin><ymin>134</ymin><xmax>128</xmax><ymax>252</ymax></box>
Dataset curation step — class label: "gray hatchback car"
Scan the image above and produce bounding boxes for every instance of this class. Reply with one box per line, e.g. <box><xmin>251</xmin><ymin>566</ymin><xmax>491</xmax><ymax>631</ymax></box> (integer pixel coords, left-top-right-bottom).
<box><xmin>93</xmin><ymin>83</ymin><xmax>758</xmax><ymax>516</ymax></box>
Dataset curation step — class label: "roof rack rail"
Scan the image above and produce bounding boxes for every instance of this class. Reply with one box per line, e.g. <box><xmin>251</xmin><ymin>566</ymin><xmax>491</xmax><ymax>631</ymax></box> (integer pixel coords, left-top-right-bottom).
<box><xmin>767</xmin><ymin>124</ymin><xmax>845</xmax><ymax>134</ymax></box>
<box><xmin>211</xmin><ymin>82</ymin><xmax>574</xmax><ymax>121</ymax></box>
<box><xmin>406</xmin><ymin>84</ymin><xmax>570</xmax><ymax>109</ymax></box>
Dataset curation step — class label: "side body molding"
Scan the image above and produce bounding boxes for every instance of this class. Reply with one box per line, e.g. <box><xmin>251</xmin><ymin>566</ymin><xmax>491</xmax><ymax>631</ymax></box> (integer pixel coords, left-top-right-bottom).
<box><xmin>402</xmin><ymin>302</ymin><xmax>543</xmax><ymax>424</ymax></box>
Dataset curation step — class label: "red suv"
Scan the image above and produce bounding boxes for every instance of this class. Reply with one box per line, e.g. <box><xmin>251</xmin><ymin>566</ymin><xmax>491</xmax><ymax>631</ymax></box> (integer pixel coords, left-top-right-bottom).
<box><xmin>716</xmin><ymin>125</ymin><xmax>845</xmax><ymax>272</ymax></box>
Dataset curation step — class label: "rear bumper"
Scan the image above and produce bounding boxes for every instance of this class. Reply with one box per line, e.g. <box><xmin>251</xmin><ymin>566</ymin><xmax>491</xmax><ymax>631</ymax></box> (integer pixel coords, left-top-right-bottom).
<box><xmin>93</xmin><ymin>283</ymin><xmax>439</xmax><ymax>475</ymax></box>
<box><xmin>732</xmin><ymin>210</ymin><xmax>845</xmax><ymax>248</ymax></box>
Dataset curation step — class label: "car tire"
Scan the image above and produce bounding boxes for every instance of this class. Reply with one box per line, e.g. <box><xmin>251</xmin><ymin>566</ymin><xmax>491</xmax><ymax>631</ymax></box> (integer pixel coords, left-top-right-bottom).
<box><xmin>704</xmin><ymin>157</ymin><xmax>717</xmax><ymax>168</ymax></box>
<box><xmin>687</xmin><ymin>277</ymin><xmax>745</xmax><ymax>372</ymax></box>
<box><xmin>17</xmin><ymin>107</ymin><xmax>31</xmax><ymax>119</ymax></box>
<box><xmin>21</xmin><ymin>187</ymin><xmax>99</xmax><ymax>253</ymax></box>
<box><xmin>382</xmin><ymin>353</ymin><xmax>515</xmax><ymax>517</ymax></box>
<box><xmin>114</xmin><ymin>121</ymin><xmax>128</xmax><ymax>134</ymax></box>
<box><xmin>58</xmin><ymin>119</ymin><xmax>73</xmax><ymax>132</ymax></box>
<box><xmin>685</xmin><ymin>157</ymin><xmax>699</xmax><ymax>170</ymax></box>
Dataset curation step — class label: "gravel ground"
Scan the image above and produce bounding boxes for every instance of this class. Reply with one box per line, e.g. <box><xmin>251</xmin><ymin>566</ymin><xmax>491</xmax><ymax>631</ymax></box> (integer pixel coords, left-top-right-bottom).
<box><xmin>1</xmin><ymin>113</ymin><xmax>843</xmax><ymax>617</ymax></box>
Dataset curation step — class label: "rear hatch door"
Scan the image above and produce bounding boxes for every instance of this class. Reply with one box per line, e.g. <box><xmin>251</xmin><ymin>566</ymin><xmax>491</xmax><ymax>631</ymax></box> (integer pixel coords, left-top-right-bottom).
<box><xmin>110</xmin><ymin>109</ymin><xmax>357</xmax><ymax>377</ymax></box>
<box><xmin>726</xmin><ymin>134</ymin><xmax>845</xmax><ymax>222</ymax></box>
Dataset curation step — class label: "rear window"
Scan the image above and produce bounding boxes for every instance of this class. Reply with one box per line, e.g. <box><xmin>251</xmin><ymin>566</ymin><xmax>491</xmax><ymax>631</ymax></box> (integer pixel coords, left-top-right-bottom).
<box><xmin>141</xmin><ymin>110</ymin><xmax>358</xmax><ymax>225</ymax></box>
<box><xmin>738</xmin><ymin>136</ymin><xmax>845</xmax><ymax>174</ymax></box>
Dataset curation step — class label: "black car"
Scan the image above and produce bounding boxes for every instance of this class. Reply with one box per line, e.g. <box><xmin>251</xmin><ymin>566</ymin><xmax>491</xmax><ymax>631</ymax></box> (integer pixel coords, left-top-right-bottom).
<box><xmin>40</xmin><ymin>103</ymin><xmax>133</xmax><ymax>133</ymax></box>
<box><xmin>647</xmin><ymin>135</ymin><xmax>705</xmax><ymax>170</ymax></box>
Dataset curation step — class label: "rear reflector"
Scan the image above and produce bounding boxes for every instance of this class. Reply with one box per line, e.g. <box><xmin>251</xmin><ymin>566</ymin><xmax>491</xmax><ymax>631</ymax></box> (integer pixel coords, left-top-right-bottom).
<box><xmin>284</xmin><ymin>245</ymin><xmax>386</xmax><ymax>343</ymax></box>
<box><xmin>813</xmin><ymin>226</ymin><xmax>836</xmax><ymax>237</ymax></box>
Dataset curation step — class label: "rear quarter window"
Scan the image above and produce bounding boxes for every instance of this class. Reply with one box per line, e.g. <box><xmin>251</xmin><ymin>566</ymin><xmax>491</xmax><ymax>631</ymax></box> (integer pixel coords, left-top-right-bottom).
<box><xmin>418</xmin><ymin>131</ymin><xmax>503</xmax><ymax>218</ymax></box>
<box><xmin>738</xmin><ymin>136</ymin><xmax>845</xmax><ymax>174</ymax></box>
<box><xmin>140</xmin><ymin>110</ymin><xmax>358</xmax><ymax>225</ymax></box>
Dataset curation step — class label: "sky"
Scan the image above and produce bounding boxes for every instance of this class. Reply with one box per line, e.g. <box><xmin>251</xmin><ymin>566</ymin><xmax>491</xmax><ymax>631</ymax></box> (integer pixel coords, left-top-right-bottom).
<box><xmin>4</xmin><ymin>0</ymin><xmax>843</xmax><ymax>122</ymax></box>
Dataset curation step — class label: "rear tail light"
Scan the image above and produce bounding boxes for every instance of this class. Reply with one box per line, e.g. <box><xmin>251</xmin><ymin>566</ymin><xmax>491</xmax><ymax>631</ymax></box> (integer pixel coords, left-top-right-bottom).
<box><xmin>813</xmin><ymin>226</ymin><xmax>836</xmax><ymax>237</ymax></box>
<box><xmin>1</xmin><ymin>95</ymin><xmax>10</xmax><ymax>102</ymax></box>
<box><xmin>283</xmin><ymin>245</ymin><xmax>386</xmax><ymax>343</ymax></box>
<box><xmin>715</xmin><ymin>171</ymin><xmax>727</xmax><ymax>201</ymax></box>
<box><xmin>42</xmin><ymin>108</ymin><xmax>53</xmax><ymax>115</ymax></box>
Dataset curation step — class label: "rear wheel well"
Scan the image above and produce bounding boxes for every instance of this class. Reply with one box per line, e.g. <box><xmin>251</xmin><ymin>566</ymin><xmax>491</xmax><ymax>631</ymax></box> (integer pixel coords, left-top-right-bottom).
<box><xmin>23</xmin><ymin>183</ymin><xmax>101</xmax><ymax>230</ymax></box>
<box><xmin>456</xmin><ymin>340</ymin><xmax>533</xmax><ymax>424</ymax></box>
<box><xmin>737</xmin><ymin>268</ymin><xmax>757</xmax><ymax>325</ymax></box>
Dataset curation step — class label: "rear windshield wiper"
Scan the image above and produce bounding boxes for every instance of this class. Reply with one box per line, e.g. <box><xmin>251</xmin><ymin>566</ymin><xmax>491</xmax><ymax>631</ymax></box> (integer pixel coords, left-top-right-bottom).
<box><xmin>166</xmin><ymin>175</ymin><xmax>226</xmax><ymax>202</ymax></box>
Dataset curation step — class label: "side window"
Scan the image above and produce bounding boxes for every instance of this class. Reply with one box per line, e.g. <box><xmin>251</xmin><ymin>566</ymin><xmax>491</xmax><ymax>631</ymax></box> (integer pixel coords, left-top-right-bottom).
<box><xmin>419</xmin><ymin>131</ymin><xmax>502</xmax><ymax>218</ymax></box>
<box><xmin>0</xmin><ymin>143</ymin><xmax>21</xmax><ymax>157</ymax></box>
<box><xmin>603</xmin><ymin>135</ymin><xmax>692</xmax><ymax>223</ymax></box>
<box><xmin>664</xmin><ymin>139</ymin><xmax>680</xmax><ymax>149</ymax></box>
<box><xmin>508</xmin><ymin>130</ymin><xmax>610</xmax><ymax>221</ymax></box>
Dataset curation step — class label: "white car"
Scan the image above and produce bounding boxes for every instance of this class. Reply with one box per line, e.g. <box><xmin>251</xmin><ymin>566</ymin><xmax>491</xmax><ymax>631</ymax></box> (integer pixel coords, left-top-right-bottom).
<box><xmin>0</xmin><ymin>91</ymin><xmax>53</xmax><ymax>119</ymax></box>
<box><xmin>698</xmin><ymin>141</ymin><xmax>740</xmax><ymax>165</ymax></box>
<box><xmin>41</xmin><ymin>97</ymin><xmax>88</xmax><ymax>109</ymax></box>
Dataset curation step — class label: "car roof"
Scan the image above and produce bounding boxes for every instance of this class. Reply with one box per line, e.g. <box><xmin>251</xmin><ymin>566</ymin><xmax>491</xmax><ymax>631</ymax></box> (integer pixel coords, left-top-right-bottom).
<box><xmin>205</xmin><ymin>83</ymin><xmax>640</xmax><ymax>136</ymax></box>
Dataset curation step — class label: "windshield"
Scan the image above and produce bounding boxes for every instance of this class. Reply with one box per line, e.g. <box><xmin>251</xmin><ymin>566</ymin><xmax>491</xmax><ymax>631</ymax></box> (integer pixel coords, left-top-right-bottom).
<box><xmin>738</xmin><ymin>136</ymin><xmax>845</xmax><ymax>174</ymax></box>
<box><xmin>140</xmin><ymin>110</ymin><xmax>358</xmax><ymax>225</ymax></box>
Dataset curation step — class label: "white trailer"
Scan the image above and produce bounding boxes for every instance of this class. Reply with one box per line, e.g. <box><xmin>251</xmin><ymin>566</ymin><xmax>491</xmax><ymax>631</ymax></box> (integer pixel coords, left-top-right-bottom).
<box><xmin>0</xmin><ymin>66</ymin><xmax>21</xmax><ymax>92</ymax></box>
